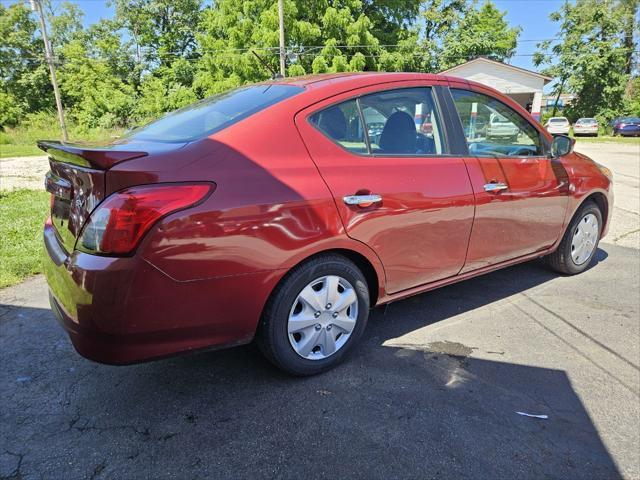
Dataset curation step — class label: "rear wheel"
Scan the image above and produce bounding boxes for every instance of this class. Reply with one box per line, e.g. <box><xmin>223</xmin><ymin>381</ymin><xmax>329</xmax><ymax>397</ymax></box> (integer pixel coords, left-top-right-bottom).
<box><xmin>545</xmin><ymin>201</ymin><xmax>602</xmax><ymax>275</ymax></box>
<box><xmin>256</xmin><ymin>254</ymin><xmax>370</xmax><ymax>375</ymax></box>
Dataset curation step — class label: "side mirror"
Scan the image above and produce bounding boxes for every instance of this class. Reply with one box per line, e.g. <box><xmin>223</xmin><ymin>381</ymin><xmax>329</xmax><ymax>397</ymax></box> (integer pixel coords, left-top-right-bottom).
<box><xmin>551</xmin><ymin>134</ymin><xmax>574</xmax><ymax>158</ymax></box>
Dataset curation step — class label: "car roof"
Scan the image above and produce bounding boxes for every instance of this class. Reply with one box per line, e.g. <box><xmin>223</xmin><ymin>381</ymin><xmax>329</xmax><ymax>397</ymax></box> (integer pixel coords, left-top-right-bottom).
<box><xmin>270</xmin><ymin>72</ymin><xmax>436</xmax><ymax>86</ymax></box>
<box><xmin>265</xmin><ymin>71</ymin><xmax>471</xmax><ymax>91</ymax></box>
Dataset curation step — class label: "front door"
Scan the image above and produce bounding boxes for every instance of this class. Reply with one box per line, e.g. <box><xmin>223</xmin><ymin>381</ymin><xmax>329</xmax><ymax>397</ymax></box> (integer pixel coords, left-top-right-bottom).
<box><xmin>296</xmin><ymin>84</ymin><xmax>475</xmax><ymax>294</ymax></box>
<box><xmin>448</xmin><ymin>86</ymin><xmax>570</xmax><ymax>272</ymax></box>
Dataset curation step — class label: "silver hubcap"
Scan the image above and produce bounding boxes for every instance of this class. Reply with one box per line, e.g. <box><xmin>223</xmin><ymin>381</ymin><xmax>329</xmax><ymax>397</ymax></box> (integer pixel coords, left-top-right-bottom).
<box><xmin>287</xmin><ymin>275</ymin><xmax>358</xmax><ymax>360</ymax></box>
<box><xmin>571</xmin><ymin>213</ymin><xmax>599</xmax><ymax>265</ymax></box>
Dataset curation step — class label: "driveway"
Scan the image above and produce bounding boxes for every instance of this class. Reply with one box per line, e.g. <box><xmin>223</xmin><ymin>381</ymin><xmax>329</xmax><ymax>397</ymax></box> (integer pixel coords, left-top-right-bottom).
<box><xmin>1</xmin><ymin>142</ymin><xmax>639</xmax><ymax>479</ymax></box>
<box><xmin>574</xmin><ymin>142</ymin><xmax>640</xmax><ymax>249</ymax></box>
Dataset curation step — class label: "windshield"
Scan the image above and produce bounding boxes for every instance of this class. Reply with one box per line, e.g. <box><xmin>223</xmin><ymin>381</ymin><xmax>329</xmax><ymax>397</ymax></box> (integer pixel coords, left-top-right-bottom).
<box><xmin>126</xmin><ymin>84</ymin><xmax>303</xmax><ymax>142</ymax></box>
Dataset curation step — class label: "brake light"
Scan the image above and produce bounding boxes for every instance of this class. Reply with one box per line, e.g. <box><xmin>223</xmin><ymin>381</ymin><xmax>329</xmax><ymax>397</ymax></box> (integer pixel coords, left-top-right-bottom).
<box><xmin>78</xmin><ymin>183</ymin><xmax>213</xmax><ymax>254</ymax></box>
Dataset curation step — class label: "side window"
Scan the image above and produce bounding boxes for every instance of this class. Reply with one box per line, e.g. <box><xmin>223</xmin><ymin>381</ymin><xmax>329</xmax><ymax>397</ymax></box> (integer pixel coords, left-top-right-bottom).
<box><xmin>309</xmin><ymin>100</ymin><xmax>367</xmax><ymax>154</ymax></box>
<box><xmin>360</xmin><ymin>87</ymin><xmax>443</xmax><ymax>155</ymax></box>
<box><xmin>451</xmin><ymin>89</ymin><xmax>543</xmax><ymax>157</ymax></box>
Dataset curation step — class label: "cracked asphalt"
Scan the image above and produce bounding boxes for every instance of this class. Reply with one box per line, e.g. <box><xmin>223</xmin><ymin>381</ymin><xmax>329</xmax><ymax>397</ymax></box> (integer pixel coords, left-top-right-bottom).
<box><xmin>1</xmin><ymin>142</ymin><xmax>639</xmax><ymax>479</ymax></box>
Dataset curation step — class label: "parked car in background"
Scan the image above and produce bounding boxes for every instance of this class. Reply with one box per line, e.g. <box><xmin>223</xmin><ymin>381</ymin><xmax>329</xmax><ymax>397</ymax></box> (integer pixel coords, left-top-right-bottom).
<box><xmin>573</xmin><ymin>118</ymin><xmax>599</xmax><ymax>137</ymax></box>
<box><xmin>545</xmin><ymin>117</ymin><xmax>571</xmax><ymax>135</ymax></box>
<box><xmin>487</xmin><ymin>113</ymin><xmax>520</xmax><ymax>141</ymax></box>
<box><xmin>610</xmin><ymin>117</ymin><xmax>640</xmax><ymax>137</ymax></box>
<box><xmin>40</xmin><ymin>73</ymin><xmax>613</xmax><ymax>376</ymax></box>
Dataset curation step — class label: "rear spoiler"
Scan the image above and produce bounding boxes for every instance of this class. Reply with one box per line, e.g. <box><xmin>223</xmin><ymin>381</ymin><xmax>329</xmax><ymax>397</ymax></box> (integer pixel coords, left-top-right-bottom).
<box><xmin>37</xmin><ymin>140</ymin><xmax>147</xmax><ymax>170</ymax></box>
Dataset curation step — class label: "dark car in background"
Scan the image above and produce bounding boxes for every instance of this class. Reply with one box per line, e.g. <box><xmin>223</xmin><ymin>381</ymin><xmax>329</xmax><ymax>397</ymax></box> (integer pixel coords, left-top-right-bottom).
<box><xmin>610</xmin><ymin>117</ymin><xmax>640</xmax><ymax>137</ymax></box>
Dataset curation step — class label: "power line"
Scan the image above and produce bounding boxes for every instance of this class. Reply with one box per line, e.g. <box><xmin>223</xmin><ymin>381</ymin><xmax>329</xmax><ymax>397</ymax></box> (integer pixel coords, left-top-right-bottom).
<box><xmin>12</xmin><ymin>50</ymin><xmax>639</xmax><ymax>66</ymax></box>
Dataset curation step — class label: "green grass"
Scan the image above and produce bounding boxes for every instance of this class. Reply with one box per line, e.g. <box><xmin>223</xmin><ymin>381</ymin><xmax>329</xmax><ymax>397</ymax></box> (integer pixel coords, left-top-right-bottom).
<box><xmin>0</xmin><ymin>117</ymin><xmax>123</xmax><ymax>158</ymax></box>
<box><xmin>0</xmin><ymin>144</ymin><xmax>44</xmax><ymax>157</ymax></box>
<box><xmin>0</xmin><ymin>189</ymin><xmax>50</xmax><ymax>288</ymax></box>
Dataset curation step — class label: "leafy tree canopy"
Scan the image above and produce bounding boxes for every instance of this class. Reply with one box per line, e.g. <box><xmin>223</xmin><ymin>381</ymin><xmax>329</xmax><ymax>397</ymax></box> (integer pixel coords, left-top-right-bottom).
<box><xmin>534</xmin><ymin>0</ymin><xmax>638</xmax><ymax>121</ymax></box>
<box><xmin>440</xmin><ymin>1</ymin><xmax>520</xmax><ymax>69</ymax></box>
<box><xmin>1</xmin><ymin>0</ymin><xmax>636</xmax><ymax>131</ymax></box>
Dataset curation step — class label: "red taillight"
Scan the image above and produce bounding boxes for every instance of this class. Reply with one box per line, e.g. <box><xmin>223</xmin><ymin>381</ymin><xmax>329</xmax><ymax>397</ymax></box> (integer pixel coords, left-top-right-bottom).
<box><xmin>78</xmin><ymin>183</ymin><xmax>213</xmax><ymax>255</ymax></box>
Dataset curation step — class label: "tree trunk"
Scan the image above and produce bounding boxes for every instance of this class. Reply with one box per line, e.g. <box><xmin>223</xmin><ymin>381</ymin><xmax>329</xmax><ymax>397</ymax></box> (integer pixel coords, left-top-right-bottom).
<box><xmin>621</xmin><ymin>0</ymin><xmax>637</xmax><ymax>74</ymax></box>
<box><xmin>552</xmin><ymin>76</ymin><xmax>567</xmax><ymax>117</ymax></box>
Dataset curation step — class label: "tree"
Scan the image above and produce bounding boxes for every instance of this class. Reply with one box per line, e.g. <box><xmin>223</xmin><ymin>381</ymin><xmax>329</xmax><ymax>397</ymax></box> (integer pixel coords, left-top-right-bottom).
<box><xmin>57</xmin><ymin>20</ymin><xmax>137</xmax><ymax>127</ymax></box>
<box><xmin>617</xmin><ymin>0</ymin><xmax>638</xmax><ymax>75</ymax></box>
<box><xmin>47</xmin><ymin>1</ymin><xmax>83</xmax><ymax>49</ymax></box>
<box><xmin>534</xmin><ymin>0</ymin><xmax>630</xmax><ymax>121</ymax></box>
<box><xmin>194</xmin><ymin>0</ymin><xmax>386</xmax><ymax>96</ymax></box>
<box><xmin>440</xmin><ymin>1</ymin><xmax>520</xmax><ymax>70</ymax></box>
<box><xmin>0</xmin><ymin>2</ymin><xmax>53</xmax><ymax>124</ymax></box>
<box><xmin>361</xmin><ymin>0</ymin><xmax>421</xmax><ymax>45</ymax></box>
<box><xmin>112</xmin><ymin>0</ymin><xmax>203</xmax><ymax>68</ymax></box>
<box><xmin>622</xmin><ymin>76</ymin><xmax>640</xmax><ymax>115</ymax></box>
<box><xmin>0</xmin><ymin>0</ymin><xmax>541</xmax><ymax>130</ymax></box>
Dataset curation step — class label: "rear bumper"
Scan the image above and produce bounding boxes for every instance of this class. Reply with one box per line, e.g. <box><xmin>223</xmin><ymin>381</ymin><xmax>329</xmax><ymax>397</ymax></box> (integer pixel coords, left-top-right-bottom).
<box><xmin>43</xmin><ymin>222</ymin><xmax>280</xmax><ymax>364</ymax></box>
<box><xmin>573</xmin><ymin>127</ymin><xmax>598</xmax><ymax>135</ymax></box>
<box><xmin>616</xmin><ymin>128</ymin><xmax>640</xmax><ymax>137</ymax></box>
<box><xmin>547</xmin><ymin>128</ymin><xmax>570</xmax><ymax>135</ymax></box>
<box><xmin>487</xmin><ymin>130</ymin><xmax>518</xmax><ymax>137</ymax></box>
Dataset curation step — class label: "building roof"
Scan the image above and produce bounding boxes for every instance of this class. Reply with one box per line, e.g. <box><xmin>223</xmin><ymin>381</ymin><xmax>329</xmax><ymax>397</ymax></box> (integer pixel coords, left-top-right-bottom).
<box><xmin>440</xmin><ymin>57</ymin><xmax>553</xmax><ymax>83</ymax></box>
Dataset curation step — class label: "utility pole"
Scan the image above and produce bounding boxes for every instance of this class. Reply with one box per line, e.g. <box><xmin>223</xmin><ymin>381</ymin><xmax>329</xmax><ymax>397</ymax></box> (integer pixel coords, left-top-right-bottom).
<box><xmin>278</xmin><ymin>0</ymin><xmax>286</xmax><ymax>77</ymax></box>
<box><xmin>31</xmin><ymin>0</ymin><xmax>68</xmax><ymax>141</ymax></box>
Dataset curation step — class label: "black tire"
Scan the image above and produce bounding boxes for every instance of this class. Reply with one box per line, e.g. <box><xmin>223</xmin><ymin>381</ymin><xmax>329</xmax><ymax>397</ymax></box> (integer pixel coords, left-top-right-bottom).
<box><xmin>545</xmin><ymin>201</ymin><xmax>603</xmax><ymax>275</ymax></box>
<box><xmin>256</xmin><ymin>254</ymin><xmax>370</xmax><ymax>376</ymax></box>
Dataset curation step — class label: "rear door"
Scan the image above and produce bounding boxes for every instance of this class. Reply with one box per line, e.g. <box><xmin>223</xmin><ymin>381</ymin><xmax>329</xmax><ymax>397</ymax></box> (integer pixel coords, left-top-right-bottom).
<box><xmin>296</xmin><ymin>82</ymin><xmax>475</xmax><ymax>294</ymax></box>
<box><xmin>446</xmin><ymin>85</ymin><xmax>570</xmax><ymax>271</ymax></box>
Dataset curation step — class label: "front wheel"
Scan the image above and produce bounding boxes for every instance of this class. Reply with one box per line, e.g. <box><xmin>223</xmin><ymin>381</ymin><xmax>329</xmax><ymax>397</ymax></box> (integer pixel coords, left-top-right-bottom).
<box><xmin>256</xmin><ymin>254</ymin><xmax>370</xmax><ymax>375</ymax></box>
<box><xmin>544</xmin><ymin>201</ymin><xmax>602</xmax><ymax>275</ymax></box>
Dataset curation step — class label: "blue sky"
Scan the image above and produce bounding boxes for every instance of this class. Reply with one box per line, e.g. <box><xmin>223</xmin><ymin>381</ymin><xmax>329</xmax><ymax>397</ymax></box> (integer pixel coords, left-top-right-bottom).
<box><xmin>11</xmin><ymin>0</ymin><xmax>565</xmax><ymax>72</ymax></box>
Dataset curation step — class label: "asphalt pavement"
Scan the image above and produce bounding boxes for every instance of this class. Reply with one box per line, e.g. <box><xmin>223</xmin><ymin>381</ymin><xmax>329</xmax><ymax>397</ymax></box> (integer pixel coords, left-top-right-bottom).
<box><xmin>1</xmin><ymin>142</ymin><xmax>639</xmax><ymax>479</ymax></box>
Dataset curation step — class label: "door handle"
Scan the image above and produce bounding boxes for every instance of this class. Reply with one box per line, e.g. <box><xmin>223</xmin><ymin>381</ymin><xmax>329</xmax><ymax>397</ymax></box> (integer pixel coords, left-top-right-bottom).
<box><xmin>483</xmin><ymin>182</ymin><xmax>508</xmax><ymax>193</ymax></box>
<box><xmin>343</xmin><ymin>194</ymin><xmax>382</xmax><ymax>206</ymax></box>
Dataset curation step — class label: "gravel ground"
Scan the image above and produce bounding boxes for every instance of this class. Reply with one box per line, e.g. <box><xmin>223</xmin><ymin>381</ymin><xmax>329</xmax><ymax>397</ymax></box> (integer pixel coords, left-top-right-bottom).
<box><xmin>0</xmin><ymin>156</ymin><xmax>49</xmax><ymax>191</ymax></box>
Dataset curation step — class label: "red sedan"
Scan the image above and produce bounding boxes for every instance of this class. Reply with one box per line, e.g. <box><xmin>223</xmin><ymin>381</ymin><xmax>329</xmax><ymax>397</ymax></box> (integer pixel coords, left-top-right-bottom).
<box><xmin>41</xmin><ymin>73</ymin><xmax>613</xmax><ymax>375</ymax></box>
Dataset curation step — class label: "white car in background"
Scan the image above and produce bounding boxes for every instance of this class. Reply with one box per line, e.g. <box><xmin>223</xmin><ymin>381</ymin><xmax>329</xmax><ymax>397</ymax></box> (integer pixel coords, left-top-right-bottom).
<box><xmin>573</xmin><ymin>117</ymin><xmax>599</xmax><ymax>137</ymax></box>
<box><xmin>486</xmin><ymin>113</ymin><xmax>520</xmax><ymax>141</ymax></box>
<box><xmin>545</xmin><ymin>116</ymin><xmax>571</xmax><ymax>135</ymax></box>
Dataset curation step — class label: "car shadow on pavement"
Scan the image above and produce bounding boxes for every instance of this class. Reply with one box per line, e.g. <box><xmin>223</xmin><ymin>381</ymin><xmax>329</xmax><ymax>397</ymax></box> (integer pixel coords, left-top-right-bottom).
<box><xmin>0</xmin><ymin>249</ymin><xmax>621</xmax><ymax>479</ymax></box>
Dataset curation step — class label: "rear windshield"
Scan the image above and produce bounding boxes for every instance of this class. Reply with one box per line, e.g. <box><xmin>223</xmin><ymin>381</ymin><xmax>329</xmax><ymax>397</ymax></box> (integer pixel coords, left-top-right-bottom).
<box><xmin>619</xmin><ymin>117</ymin><xmax>640</xmax><ymax>123</ymax></box>
<box><xmin>578</xmin><ymin>118</ymin><xmax>597</xmax><ymax>123</ymax></box>
<box><xmin>549</xmin><ymin>118</ymin><xmax>568</xmax><ymax>123</ymax></box>
<box><xmin>126</xmin><ymin>84</ymin><xmax>303</xmax><ymax>142</ymax></box>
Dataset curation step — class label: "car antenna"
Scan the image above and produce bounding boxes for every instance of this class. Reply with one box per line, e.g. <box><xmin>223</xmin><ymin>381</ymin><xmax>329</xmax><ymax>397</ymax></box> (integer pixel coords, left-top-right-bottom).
<box><xmin>252</xmin><ymin>50</ymin><xmax>284</xmax><ymax>80</ymax></box>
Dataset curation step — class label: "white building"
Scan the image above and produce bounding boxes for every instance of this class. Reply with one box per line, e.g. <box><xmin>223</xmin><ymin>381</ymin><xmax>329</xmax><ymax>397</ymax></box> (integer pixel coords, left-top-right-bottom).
<box><xmin>440</xmin><ymin>57</ymin><xmax>552</xmax><ymax>121</ymax></box>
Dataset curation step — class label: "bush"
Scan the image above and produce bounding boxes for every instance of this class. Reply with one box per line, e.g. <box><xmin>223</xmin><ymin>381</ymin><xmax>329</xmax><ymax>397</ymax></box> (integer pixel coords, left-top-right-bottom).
<box><xmin>0</xmin><ymin>112</ymin><xmax>125</xmax><ymax>158</ymax></box>
<box><xmin>0</xmin><ymin>91</ymin><xmax>23</xmax><ymax>128</ymax></box>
